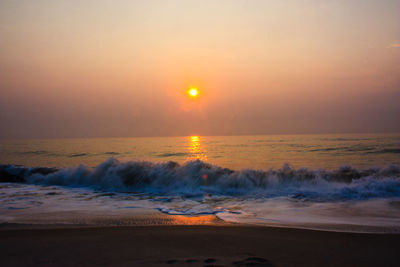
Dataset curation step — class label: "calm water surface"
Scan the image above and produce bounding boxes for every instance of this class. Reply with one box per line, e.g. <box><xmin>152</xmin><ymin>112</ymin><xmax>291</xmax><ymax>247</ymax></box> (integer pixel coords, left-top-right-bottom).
<box><xmin>0</xmin><ymin>134</ymin><xmax>399</xmax><ymax>169</ymax></box>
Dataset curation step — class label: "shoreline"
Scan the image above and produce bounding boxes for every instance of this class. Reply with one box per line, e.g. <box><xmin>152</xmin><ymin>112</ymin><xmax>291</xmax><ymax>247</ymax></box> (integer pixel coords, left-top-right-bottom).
<box><xmin>2</xmin><ymin>210</ymin><xmax>400</xmax><ymax>234</ymax></box>
<box><xmin>1</xmin><ymin>224</ymin><xmax>399</xmax><ymax>266</ymax></box>
<box><xmin>1</xmin><ymin>220</ymin><xmax>400</xmax><ymax>234</ymax></box>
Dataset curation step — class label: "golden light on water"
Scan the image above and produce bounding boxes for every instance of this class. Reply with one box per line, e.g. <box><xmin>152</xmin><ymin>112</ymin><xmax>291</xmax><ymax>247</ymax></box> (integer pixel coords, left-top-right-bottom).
<box><xmin>188</xmin><ymin>135</ymin><xmax>207</xmax><ymax>161</ymax></box>
<box><xmin>171</xmin><ymin>215</ymin><xmax>220</xmax><ymax>225</ymax></box>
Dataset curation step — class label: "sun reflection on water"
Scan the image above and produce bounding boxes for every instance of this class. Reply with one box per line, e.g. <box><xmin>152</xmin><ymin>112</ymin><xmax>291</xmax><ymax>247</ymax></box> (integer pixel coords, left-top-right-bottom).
<box><xmin>170</xmin><ymin>214</ymin><xmax>221</xmax><ymax>225</ymax></box>
<box><xmin>187</xmin><ymin>136</ymin><xmax>207</xmax><ymax>161</ymax></box>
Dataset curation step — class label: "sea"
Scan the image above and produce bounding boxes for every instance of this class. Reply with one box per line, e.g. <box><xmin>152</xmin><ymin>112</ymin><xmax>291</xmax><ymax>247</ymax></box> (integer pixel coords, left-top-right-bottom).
<box><xmin>1</xmin><ymin>133</ymin><xmax>400</xmax><ymax>232</ymax></box>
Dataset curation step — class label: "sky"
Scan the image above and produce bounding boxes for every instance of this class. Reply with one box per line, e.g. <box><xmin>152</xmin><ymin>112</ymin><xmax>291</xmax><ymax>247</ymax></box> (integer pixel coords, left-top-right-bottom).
<box><xmin>0</xmin><ymin>0</ymin><xmax>399</xmax><ymax>138</ymax></box>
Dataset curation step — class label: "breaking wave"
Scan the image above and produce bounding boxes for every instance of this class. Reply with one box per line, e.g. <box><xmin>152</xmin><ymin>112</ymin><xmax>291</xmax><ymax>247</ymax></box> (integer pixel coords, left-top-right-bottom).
<box><xmin>1</xmin><ymin>158</ymin><xmax>400</xmax><ymax>201</ymax></box>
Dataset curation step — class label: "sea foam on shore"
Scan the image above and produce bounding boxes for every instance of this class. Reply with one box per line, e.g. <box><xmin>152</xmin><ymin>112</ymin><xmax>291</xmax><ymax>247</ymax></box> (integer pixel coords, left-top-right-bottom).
<box><xmin>1</xmin><ymin>158</ymin><xmax>400</xmax><ymax>232</ymax></box>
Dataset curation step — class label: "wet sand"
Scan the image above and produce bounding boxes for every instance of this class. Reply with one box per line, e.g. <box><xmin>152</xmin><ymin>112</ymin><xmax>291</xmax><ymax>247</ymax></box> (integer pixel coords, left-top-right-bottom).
<box><xmin>1</xmin><ymin>225</ymin><xmax>399</xmax><ymax>267</ymax></box>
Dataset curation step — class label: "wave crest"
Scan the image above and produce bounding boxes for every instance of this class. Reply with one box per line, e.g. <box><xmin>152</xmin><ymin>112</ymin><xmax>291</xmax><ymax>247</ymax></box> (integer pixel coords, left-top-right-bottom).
<box><xmin>1</xmin><ymin>158</ymin><xmax>400</xmax><ymax>200</ymax></box>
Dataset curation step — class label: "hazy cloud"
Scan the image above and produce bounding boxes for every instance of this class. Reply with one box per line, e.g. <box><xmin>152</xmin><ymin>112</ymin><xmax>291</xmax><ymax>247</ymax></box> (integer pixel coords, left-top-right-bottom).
<box><xmin>388</xmin><ymin>43</ymin><xmax>400</xmax><ymax>48</ymax></box>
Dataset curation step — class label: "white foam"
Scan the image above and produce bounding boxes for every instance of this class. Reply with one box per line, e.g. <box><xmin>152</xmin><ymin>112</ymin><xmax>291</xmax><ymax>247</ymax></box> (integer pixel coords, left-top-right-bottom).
<box><xmin>1</xmin><ymin>159</ymin><xmax>400</xmax><ymax>232</ymax></box>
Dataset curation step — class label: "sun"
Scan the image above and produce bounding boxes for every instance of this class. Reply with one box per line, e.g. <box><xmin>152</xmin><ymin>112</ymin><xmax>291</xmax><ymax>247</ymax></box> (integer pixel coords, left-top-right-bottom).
<box><xmin>188</xmin><ymin>88</ymin><xmax>198</xmax><ymax>97</ymax></box>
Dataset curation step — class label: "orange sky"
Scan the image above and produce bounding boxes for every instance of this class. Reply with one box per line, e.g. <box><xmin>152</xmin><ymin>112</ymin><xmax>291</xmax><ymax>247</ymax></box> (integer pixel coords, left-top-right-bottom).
<box><xmin>0</xmin><ymin>0</ymin><xmax>399</xmax><ymax>138</ymax></box>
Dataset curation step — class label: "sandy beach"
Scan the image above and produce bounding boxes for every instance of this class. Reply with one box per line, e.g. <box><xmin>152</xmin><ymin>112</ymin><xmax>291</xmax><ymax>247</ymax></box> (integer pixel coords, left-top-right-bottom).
<box><xmin>1</xmin><ymin>224</ymin><xmax>399</xmax><ymax>267</ymax></box>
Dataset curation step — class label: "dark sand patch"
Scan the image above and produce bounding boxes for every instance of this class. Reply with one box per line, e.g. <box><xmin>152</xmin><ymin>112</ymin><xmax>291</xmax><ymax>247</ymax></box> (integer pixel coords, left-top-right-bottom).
<box><xmin>0</xmin><ymin>225</ymin><xmax>399</xmax><ymax>266</ymax></box>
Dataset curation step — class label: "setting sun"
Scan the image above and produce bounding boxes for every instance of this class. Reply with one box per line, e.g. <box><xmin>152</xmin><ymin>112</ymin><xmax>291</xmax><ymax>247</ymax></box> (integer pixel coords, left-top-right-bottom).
<box><xmin>188</xmin><ymin>88</ymin><xmax>198</xmax><ymax>97</ymax></box>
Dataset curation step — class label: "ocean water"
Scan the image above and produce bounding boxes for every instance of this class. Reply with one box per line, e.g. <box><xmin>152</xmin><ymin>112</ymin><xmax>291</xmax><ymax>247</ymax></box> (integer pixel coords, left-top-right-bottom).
<box><xmin>1</xmin><ymin>134</ymin><xmax>400</xmax><ymax>232</ymax></box>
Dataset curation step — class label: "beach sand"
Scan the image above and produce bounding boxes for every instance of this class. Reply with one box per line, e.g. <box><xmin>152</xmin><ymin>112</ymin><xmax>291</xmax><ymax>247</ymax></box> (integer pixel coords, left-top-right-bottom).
<box><xmin>1</xmin><ymin>224</ymin><xmax>399</xmax><ymax>267</ymax></box>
